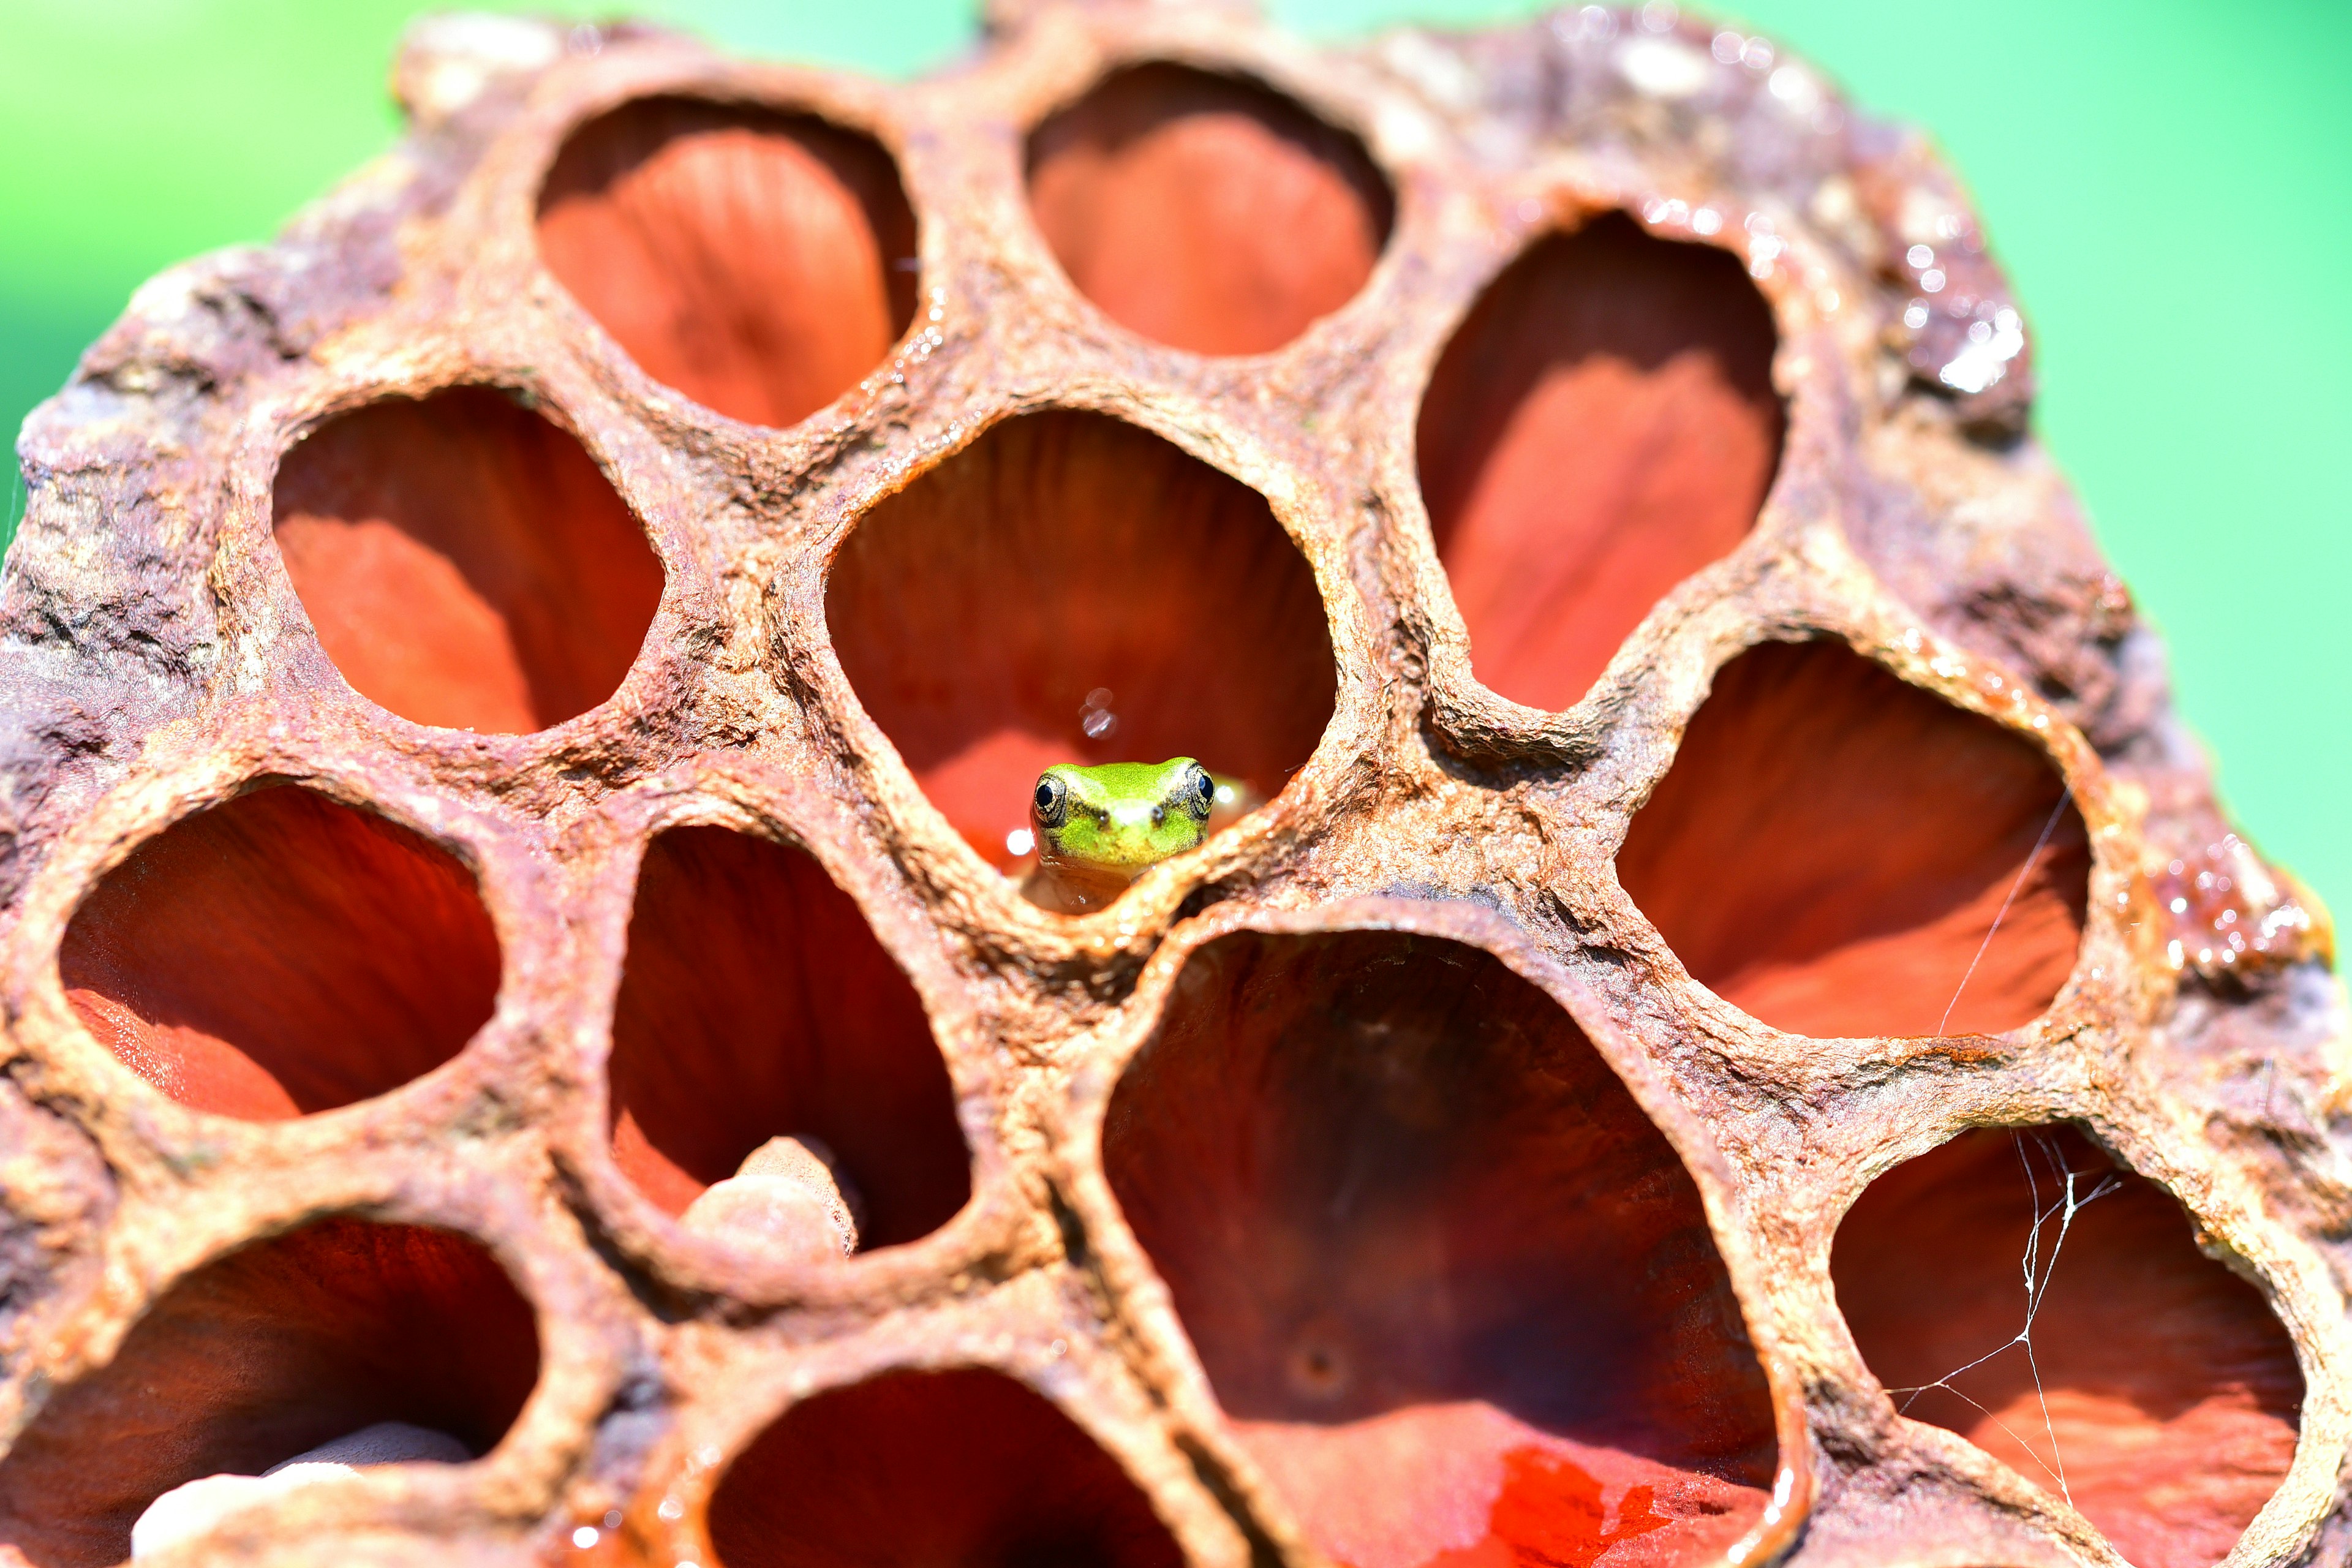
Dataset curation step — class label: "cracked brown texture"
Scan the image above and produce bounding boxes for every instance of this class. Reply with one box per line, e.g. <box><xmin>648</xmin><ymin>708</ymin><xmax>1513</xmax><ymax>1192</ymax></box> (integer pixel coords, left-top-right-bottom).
<box><xmin>0</xmin><ymin>4</ymin><xmax>2342</xmax><ymax>1568</ymax></box>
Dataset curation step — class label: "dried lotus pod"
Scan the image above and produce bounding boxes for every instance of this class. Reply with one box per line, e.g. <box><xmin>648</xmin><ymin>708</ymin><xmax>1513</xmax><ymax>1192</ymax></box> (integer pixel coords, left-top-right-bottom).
<box><xmin>0</xmin><ymin>5</ymin><xmax>2342</xmax><ymax>1568</ymax></box>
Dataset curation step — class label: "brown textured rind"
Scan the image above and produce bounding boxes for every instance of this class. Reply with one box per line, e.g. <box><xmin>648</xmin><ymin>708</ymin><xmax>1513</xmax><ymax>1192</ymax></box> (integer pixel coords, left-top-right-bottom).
<box><xmin>0</xmin><ymin>5</ymin><xmax>2339</xmax><ymax>1568</ymax></box>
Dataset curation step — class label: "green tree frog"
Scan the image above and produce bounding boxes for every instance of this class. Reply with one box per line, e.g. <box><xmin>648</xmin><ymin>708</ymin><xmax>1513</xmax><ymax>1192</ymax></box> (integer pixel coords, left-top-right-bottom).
<box><xmin>1025</xmin><ymin>758</ymin><xmax>1251</xmax><ymax>913</ymax></box>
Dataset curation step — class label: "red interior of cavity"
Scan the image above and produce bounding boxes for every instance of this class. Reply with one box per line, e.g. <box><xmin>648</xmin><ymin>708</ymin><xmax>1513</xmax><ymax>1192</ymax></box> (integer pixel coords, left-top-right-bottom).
<box><xmin>58</xmin><ymin>784</ymin><xmax>502</xmax><ymax>1121</ymax></box>
<box><xmin>274</xmin><ymin>387</ymin><xmax>665</xmax><ymax>734</ymax></box>
<box><xmin>706</xmin><ymin>1368</ymin><xmax>1183</xmax><ymax>1568</ymax></box>
<box><xmin>607</xmin><ymin>826</ymin><xmax>970</xmax><ymax>1250</ymax></box>
<box><xmin>0</xmin><ymin>1218</ymin><xmax>539</xmax><ymax>1568</ymax></box>
<box><xmin>1103</xmin><ymin>929</ymin><xmax>1777</xmax><ymax>1568</ymax></box>
<box><xmin>538</xmin><ymin>96</ymin><xmax>917</xmax><ymax>428</ymax></box>
<box><xmin>1027</xmin><ymin>62</ymin><xmax>1393</xmax><ymax>355</ymax></box>
<box><xmin>1834</xmin><ymin>1125</ymin><xmax>2302</xmax><ymax>1568</ymax></box>
<box><xmin>826</xmin><ymin>410</ymin><xmax>1333</xmax><ymax>871</ymax></box>
<box><xmin>1615</xmin><ymin>639</ymin><xmax>2089</xmax><ymax>1039</ymax></box>
<box><xmin>1416</xmin><ymin>213</ymin><xmax>1784</xmax><ymax>713</ymax></box>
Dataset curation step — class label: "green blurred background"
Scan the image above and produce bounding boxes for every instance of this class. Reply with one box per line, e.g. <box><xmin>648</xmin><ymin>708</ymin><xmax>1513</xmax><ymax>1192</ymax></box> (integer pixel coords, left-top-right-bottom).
<box><xmin>3</xmin><ymin>1</ymin><xmax>2346</xmax><ymax>919</ymax></box>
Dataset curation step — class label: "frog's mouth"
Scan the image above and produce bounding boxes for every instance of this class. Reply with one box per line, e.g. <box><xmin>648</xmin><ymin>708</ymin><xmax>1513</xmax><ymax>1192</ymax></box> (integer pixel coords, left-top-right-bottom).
<box><xmin>1036</xmin><ymin>802</ymin><xmax>1174</xmax><ymax>906</ymax></box>
<box><xmin>1030</xmin><ymin>851</ymin><xmax>1140</xmax><ymax>914</ymax></box>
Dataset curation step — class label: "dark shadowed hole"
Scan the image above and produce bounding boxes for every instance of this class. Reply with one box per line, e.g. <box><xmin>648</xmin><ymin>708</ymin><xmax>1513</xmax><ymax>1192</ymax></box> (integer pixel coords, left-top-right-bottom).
<box><xmin>273</xmin><ymin>387</ymin><xmax>665</xmax><ymax>734</ymax></box>
<box><xmin>1834</xmin><ymin>1125</ymin><xmax>2302</xmax><ymax>1568</ymax></box>
<box><xmin>1616</xmin><ymin>640</ymin><xmax>2089</xmax><ymax>1039</ymax></box>
<box><xmin>707</xmin><ymin>1368</ymin><xmax>1183</xmax><ymax>1568</ymax></box>
<box><xmin>1417</xmin><ymin>213</ymin><xmax>1785</xmax><ymax>712</ymax></box>
<box><xmin>538</xmin><ymin>96</ymin><xmax>917</xmax><ymax>428</ymax></box>
<box><xmin>826</xmin><ymin>410</ymin><xmax>1333</xmax><ymax>873</ymax></box>
<box><xmin>0</xmin><ymin>1219</ymin><xmax>540</xmax><ymax>1568</ymax></box>
<box><xmin>607</xmin><ymin>826</ymin><xmax>970</xmax><ymax>1250</ymax></box>
<box><xmin>58</xmin><ymin>785</ymin><xmax>502</xmax><ymax>1121</ymax></box>
<box><xmin>1026</xmin><ymin>62</ymin><xmax>1393</xmax><ymax>355</ymax></box>
<box><xmin>1103</xmin><ymin>929</ymin><xmax>1777</xmax><ymax>1568</ymax></box>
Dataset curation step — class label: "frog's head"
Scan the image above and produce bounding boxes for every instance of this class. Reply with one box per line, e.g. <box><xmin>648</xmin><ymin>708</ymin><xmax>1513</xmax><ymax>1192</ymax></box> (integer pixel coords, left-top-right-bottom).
<box><xmin>1031</xmin><ymin>758</ymin><xmax>1216</xmax><ymax>884</ymax></box>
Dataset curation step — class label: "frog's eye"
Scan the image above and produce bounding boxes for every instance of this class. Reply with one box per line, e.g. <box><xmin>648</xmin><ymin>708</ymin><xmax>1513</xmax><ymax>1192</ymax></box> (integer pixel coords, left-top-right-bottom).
<box><xmin>1182</xmin><ymin>763</ymin><xmax>1215</xmax><ymax>821</ymax></box>
<box><xmin>1033</xmin><ymin>772</ymin><xmax>1069</xmax><ymax>827</ymax></box>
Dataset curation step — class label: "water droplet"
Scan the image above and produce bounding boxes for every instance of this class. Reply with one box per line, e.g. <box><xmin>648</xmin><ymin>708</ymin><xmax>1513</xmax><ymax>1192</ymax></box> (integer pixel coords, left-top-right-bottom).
<box><xmin>1906</xmin><ymin>243</ymin><xmax>1935</xmax><ymax>269</ymax></box>
<box><xmin>574</xmin><ymin>1526</ymin><xmax>601</xmax><ymax>1550</ymax></box>
<box><xmin>1920</xmin><ymin>268</ymin><xmax>1947</xmax><ymax>293</ymax></box>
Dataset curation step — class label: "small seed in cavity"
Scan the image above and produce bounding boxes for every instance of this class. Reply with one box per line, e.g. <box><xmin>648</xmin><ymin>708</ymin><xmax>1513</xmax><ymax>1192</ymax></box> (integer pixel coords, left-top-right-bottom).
<box><xmin>1286</xmin><ymin>1336</ymin><xmax>1352</xmax><ymax>1400</ymax></box>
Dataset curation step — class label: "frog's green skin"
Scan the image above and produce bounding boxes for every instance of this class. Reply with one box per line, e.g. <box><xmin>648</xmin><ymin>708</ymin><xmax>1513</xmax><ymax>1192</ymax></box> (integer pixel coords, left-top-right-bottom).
<box><xmin>1027</xmin><ymin>758</ymin><xmax>1250</xmax><ymax>912</ymax></box>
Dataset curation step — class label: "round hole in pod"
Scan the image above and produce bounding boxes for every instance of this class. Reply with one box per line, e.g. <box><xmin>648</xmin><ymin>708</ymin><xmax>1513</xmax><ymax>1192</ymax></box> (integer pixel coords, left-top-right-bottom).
<box><xmin>1833</xmin><ymin>1124</ymin><xmax>2302</xmax><ymax>1568</ymax></box>
<box><xmin>60</xmin><ymin>783</ymin><xmax>503</xmax><ymax>1121</ymax></box>
<box><xmin>1027</xmin><ymin>61</ymin><xmax>1393</xmax><ymax>356</ymax></box>
<box><xmin>705</xmin><ymin>1368</ymin><xmax>1183</xmax><ymax>1568</ymax></box>
<box><xmin>606</xmin><ymin>825</ymin><xmax>970</xmax><ymax>1252</ymax></box>
<box><xmin>273</xmin><ymin>388</ymin><xmax>665</xmax><ymax>735</ymax></box>
<box><xmin>1416</xmin><ymin>212</ymin><xmax>1784</xmax><ymax>714</ymax></box>
<box><xmin>826</xmin><ymin>410</ymin><xmax>1335</xmax><ymax>884</ymax></box>
<box><xmin>0</xmin><ymin>1218</ymin><xmax>540</xmax><ymax>1568</ymax></box>
<box><xmin>1616</xmin><ymin>639</ymin><xmax>2089</xmax><ymax>1039</ymax></box>
<box><xmin>1104</xmin><ymin>925</ymin><xmax>1781</xmax><ymax>1568</ymax></box>
<box><xmin>538</xmin><ymin>96</ymin><xmax>918</xmax><ymax>429</ymax></box>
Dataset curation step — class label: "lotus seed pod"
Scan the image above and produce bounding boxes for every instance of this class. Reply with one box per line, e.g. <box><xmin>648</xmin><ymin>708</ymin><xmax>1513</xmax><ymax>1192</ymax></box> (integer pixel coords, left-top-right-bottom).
<box><xmin>0</xmin><ymin>6</ymin><xmax>2342</xmax><ymax>1568</ymax></box>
